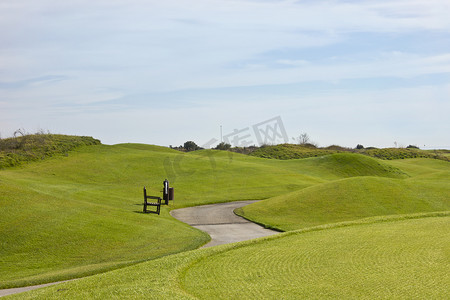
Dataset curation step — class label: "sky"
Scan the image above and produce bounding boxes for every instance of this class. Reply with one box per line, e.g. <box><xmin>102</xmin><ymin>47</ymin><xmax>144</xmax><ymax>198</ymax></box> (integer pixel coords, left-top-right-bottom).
<box><xmin>1</xmin><ymin>0</ymin><xmax>449</xmax><ymax>149</ymax></box>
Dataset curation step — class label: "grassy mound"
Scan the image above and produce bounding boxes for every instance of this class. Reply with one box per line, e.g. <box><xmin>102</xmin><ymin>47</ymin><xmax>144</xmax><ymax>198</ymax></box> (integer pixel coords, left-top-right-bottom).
<box><xmin>12</xmin><ymin>214</ymin><xmax>449</xmax><ymax>299</ymax></box>
<box><xmin>168</xmin><ymin>149</ymin><xmax>325</xmax><ymax>206</ymax></box>
<box><xmin>1</xmin><ymin>136</ymin><xmax>447</xmax><ymax>293</ymax></box>
<box><xmin>248</xmin><ymin>143</ymin><xmax>449</xmax><ymax>162</ymax></box>
<box><xmin>0</xmin><ymin>143</ymin><xmax>326</xmax><ymax>288</ymax></box>
<box><xmin>298</xmin><ymin>152</ymin><xmax>408</xmax><ymax>179</ymax></box>
<box><xmin>237</xmin><ymin>157</ymin><xmax>449</xmax><ymax>231</ymax></box>
<box><xmin>237</xmin><ymin>175</ymin><xmax>449</xmax><ymax>231</ymax></box>
<box><xmin>361</xmin><ymin>147</ymin><xmax>449</xmax><ymax>161</ymax></box>
<box><xmin>249</xmin><ymin>143</ymin><xmax>337</xmax><ymax>159</ymax></box>
<box><xmin>113</xmin><ymin>143</ymin><xmax>179</xmax><ymax>153</ymax></box>
<box><xmin>245</xmin><ymin>152</ymin><xmax>407</xmax><ymax>184</ymax></box>
<box><xmin>0</xmin><ymin>134</ymin><xmax>100</xmax><ymax>169</ymax></box>
<box><xmin>0</xmin><ymin>172</ymin><xmax>207</xmax><ymax>288</ymax></box>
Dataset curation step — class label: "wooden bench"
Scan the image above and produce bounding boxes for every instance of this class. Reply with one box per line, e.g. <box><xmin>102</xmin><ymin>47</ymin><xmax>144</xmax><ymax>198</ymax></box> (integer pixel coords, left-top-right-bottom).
<box><xmin>143</xmin><ymin>187</ymin><xmax>161</xmax><ymax>215</ymax></box>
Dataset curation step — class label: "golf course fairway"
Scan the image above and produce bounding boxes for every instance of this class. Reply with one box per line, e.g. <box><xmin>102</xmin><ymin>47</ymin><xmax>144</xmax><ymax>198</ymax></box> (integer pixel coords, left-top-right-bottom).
<box><xmin>8</xmin><ymin>214</ymin><xmax>449</xmax><ymax>299</ymax></box>
<box><xmin>1</xmin><ymin>137</ymin><xmax>449</xmax><ymax>298</ymax></box>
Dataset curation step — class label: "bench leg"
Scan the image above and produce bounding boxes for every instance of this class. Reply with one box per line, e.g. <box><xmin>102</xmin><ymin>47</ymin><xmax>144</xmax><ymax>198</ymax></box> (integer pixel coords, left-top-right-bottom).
<box><xmin>143</xmin><ymin>200</ymin><xmax>161</xmax><ymax>215</ymax></box>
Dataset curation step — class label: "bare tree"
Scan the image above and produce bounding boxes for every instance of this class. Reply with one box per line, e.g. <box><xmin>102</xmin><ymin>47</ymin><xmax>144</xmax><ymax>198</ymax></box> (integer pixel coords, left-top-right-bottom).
<box><xmin>295</xmin><ymin>133</ymin><xmax>310</xmax><ymax>145</ymax></box>
<box><xmin>13</xmin><ymin>128</ymin><xmax>27</xmax><ymax>137</ymax></box>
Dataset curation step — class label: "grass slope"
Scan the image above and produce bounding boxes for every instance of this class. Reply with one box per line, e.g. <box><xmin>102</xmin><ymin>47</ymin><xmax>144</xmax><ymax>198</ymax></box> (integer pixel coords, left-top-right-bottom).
<box><xmin>361</xmin><ymin>147</ymin><xmax>449</xmax><ymax>161</ymax></box>
<box><xmin>181</xmin><ymin>215</ymin><xmax>450</xmax><ymax>299</ymax></box>
<box><xmin>237</xmin><ymin>176</ymin><xmax>449</xmax><ymax>231</ymax></box>
<box><xmin>0</xmin><ymin>144</ymin><xmax>329</xmax><ymax>287</ymax></box>
<box><xmin>9</xmin><ymin>214</ymin><xmax>449</xmax><ymax>299</ymax></box>
<box><xmin>1</xmin><ymin>138</ymin><xmax>448</xmax><ymax>294</ymax></box>
<box><xmin>286</xmin><ymin>152</ymin><xmax>408</xmax><ymax>179</ymax></box>
<box><xmin>0</xmin><ymin>134</ymin><xmax>100</xmax><ymax>169</ymax></box>
<box><xmin>249</xmin><ymin>143</ymin><xmax>339</xmax><ymax>159</ymax></box>
<box><xmin>237</xmin><ymin>157</ymin><xmax>449</xmax><ymax>231</ymax></box>
<box><xmin>249</xmin><ymin>143</ymin><xmax>449</xmax><ymax>161</ymax></box>
<box><xmin>0</xmin><ymin>175</ymin><xmax>206</xmax><ymax>288</ymax></box>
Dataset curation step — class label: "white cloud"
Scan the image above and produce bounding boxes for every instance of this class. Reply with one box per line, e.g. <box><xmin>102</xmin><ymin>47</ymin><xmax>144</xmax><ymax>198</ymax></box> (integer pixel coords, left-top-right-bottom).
<box><xmin>0</xmin><ymin>0</ymin><xmax>449</xmax><ymax>147</ymax></box>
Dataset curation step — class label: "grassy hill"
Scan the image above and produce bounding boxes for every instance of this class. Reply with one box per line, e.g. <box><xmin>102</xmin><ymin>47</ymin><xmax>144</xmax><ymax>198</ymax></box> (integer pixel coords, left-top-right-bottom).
<box><xmin>284</xmin><ymin>152</ymin><xmax>408</xmax><ymax>179</ymax></box>
<box><xmin>0</xmin><ymin>134</ymin><xmax>100</xmax><ymax>169</ymax></box>
<box><xmin>11</xmin><ymin>214</ymin><xmax>449</xmax><ymax>299</ymax></box>
<box><xmin>249</xmin><ymin>143</ymin><xmax>339</xmax><ymax>159</ymax></box>
<box><xmin>249</xmin><ymin>143</ymin><xmax>449</xmax><ymax>161</ymax></box>
<box><xmin>237</xmin><ymin>175</ymin><xmax>449</xmax><ymax>231</ymax></box>
<box><xmin>1</xmin><ymin>135</ymin><xmax>448</xmax><ymax>297</ymax></box>
<box><xmin>237</xmin><ymin>157</ymin><xmax>449</xmax><ymax>231</ymax></box>
<box><xmin>0</xmin><ymin>141</ymin><xmax>329</xmax><ymax>288</ymax></box>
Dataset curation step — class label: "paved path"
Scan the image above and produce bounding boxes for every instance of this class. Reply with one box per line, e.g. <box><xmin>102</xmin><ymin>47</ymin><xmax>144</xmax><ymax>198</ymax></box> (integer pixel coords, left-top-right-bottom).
<box><xmin>1</xmin><ymin>200</ymin><xmax>277</xmax><ymax>297</ymax></box>
<box><xmin>170</xmin><ymin>200</ymin><xmax>279</xmax><ymax>248</ymax></box>
<box><xmin>0</xmin><ymin>281</ymin><xmax>72</xmax><ymax>298</ymax></box>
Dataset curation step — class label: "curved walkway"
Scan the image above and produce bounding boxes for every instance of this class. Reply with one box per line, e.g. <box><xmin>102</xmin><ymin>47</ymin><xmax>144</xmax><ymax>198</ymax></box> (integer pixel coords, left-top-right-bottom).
<box><xmin>0</xmin><ymin>281</ymin><xmax>73</xmax><ymax>298</ymax></box>
<box><xmin>170</xmin><ymin>200</ymin><xmax>279</xmax><ymax>248</ymax></box>
<box><xmin>1</xmin><ymin>200</ymin><xmax>278</xmax><ymax>297</ymax></box>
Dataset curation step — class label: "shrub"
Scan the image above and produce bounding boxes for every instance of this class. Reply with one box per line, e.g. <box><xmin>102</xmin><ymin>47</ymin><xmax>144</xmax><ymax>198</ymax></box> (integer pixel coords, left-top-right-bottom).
<box><xmin>215</xmin><ymin>142</ymin><xmax>231</xmax><ymax>150</ymax></box>
<box><xmin>183</xmin><ymin>141</ymin><xmax>201</xmax><ymax>152</ymax></box>
<box><xmin>0</xmin><ymin>133</ymin><xmax>101</xmax><ymax>169</ymax></box>
<box><xmin>324</xmin><ymin>145</ymin><xmax>348</xmax><ymax>151</ymax></box>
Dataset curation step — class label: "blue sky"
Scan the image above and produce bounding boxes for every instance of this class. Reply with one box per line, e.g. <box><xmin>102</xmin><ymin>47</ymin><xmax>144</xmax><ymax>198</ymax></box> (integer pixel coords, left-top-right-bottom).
<box><xmin>1</xmin><ymin>0</ymin><xmax>449</xmax><ymax>148</ymax></box>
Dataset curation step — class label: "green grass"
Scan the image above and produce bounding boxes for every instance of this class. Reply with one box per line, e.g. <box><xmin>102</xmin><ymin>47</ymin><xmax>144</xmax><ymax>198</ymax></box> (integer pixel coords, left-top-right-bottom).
<box><xmin>1</xmin><ymin>137</ymin><xmax>449</xmax><ymax>297</ymax></box>
<box><xmin>249</xmin><ymin>143</ymin><xmax>449</xmax><ymax>161</ymax></box>
<box><xmin>360</xmin><ymin>147</ymin><xmax>449</xmax><ymax>161</ymax></box>
<box><xmin>0</xmin><ymin>175</ymin><xmax>207</xmax><ymax>288</ymax></box>
<box><xmin>283</xmin><ymin>152</ymin><xmax>408</xmax><ymax>179</ymax></box>
<box><xmin>9</xmin><ymin>214</ymin><xmax>449</xmax><ymax>299</ymax></box>
<box><xmin>0</xmin><ymin>143</ymin><xmax>331</xmax><ymax>288</ymax></box>
<box><xmin>181</xmin><ymin>215</ymin><xmax>450</xmax><ymax>299</ymax></box>
<box><xmin>237</xmin><ymin>176</ymin><xmax>449</xmax><ymax>231</ymax></box>
<box><xmin>237</xmin><ymin>157</ymin><xmax>449</xmax><ymax>231</ymax></box>
<box><xmin>249</xmin><ymin>143</ymin><xmax>339</xmax><ymax>159</ymax></box>
<box><xmin>0</xmin><ymin>134</ymin><xmax>100</xmax><ymax>169</ymax></box>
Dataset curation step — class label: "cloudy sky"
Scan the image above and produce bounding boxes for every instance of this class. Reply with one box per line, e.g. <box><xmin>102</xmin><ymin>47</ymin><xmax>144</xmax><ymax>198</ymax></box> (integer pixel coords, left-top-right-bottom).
<box><xmin>1</xmin><ymin>0</ymin><xmax>449</xmax><ymax>148</ymax></box>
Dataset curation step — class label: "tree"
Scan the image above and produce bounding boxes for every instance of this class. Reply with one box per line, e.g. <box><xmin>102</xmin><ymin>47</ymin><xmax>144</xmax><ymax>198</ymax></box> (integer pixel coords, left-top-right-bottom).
<box><xmin>183</xmin><ymin>141</ymin><xmax>201</xmax><ymax>152</ymax></box>
<box><xmin>356</xmin><ymin>144</ymin><xmax>364</xmax><ymax>149</ymax></box>
<box><xmin>295</xmin><ymin>133</ymin><xmax>310</xmax><ymax>145</ymax></box>
<box><xmin>215</xmin><ymin>142</ymin><xmax>231</xmax><ymax>150</ymax></box>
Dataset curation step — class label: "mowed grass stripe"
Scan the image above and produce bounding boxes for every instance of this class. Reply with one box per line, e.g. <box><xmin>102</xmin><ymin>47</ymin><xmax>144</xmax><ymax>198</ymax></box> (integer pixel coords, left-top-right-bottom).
<box><xmin>1</xmin><ymin>142</ymin><xmax>448</xmax><ymax>289</ymax></box>
<box><xmin>9</xmin><ymin>213</ymin><xmax>448</xmax><ymax>299</ymax></box>
<box><xmin>181</xmin><ymin>216</ymin><xmax>449</xmax><ymax>299</ymax></box>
